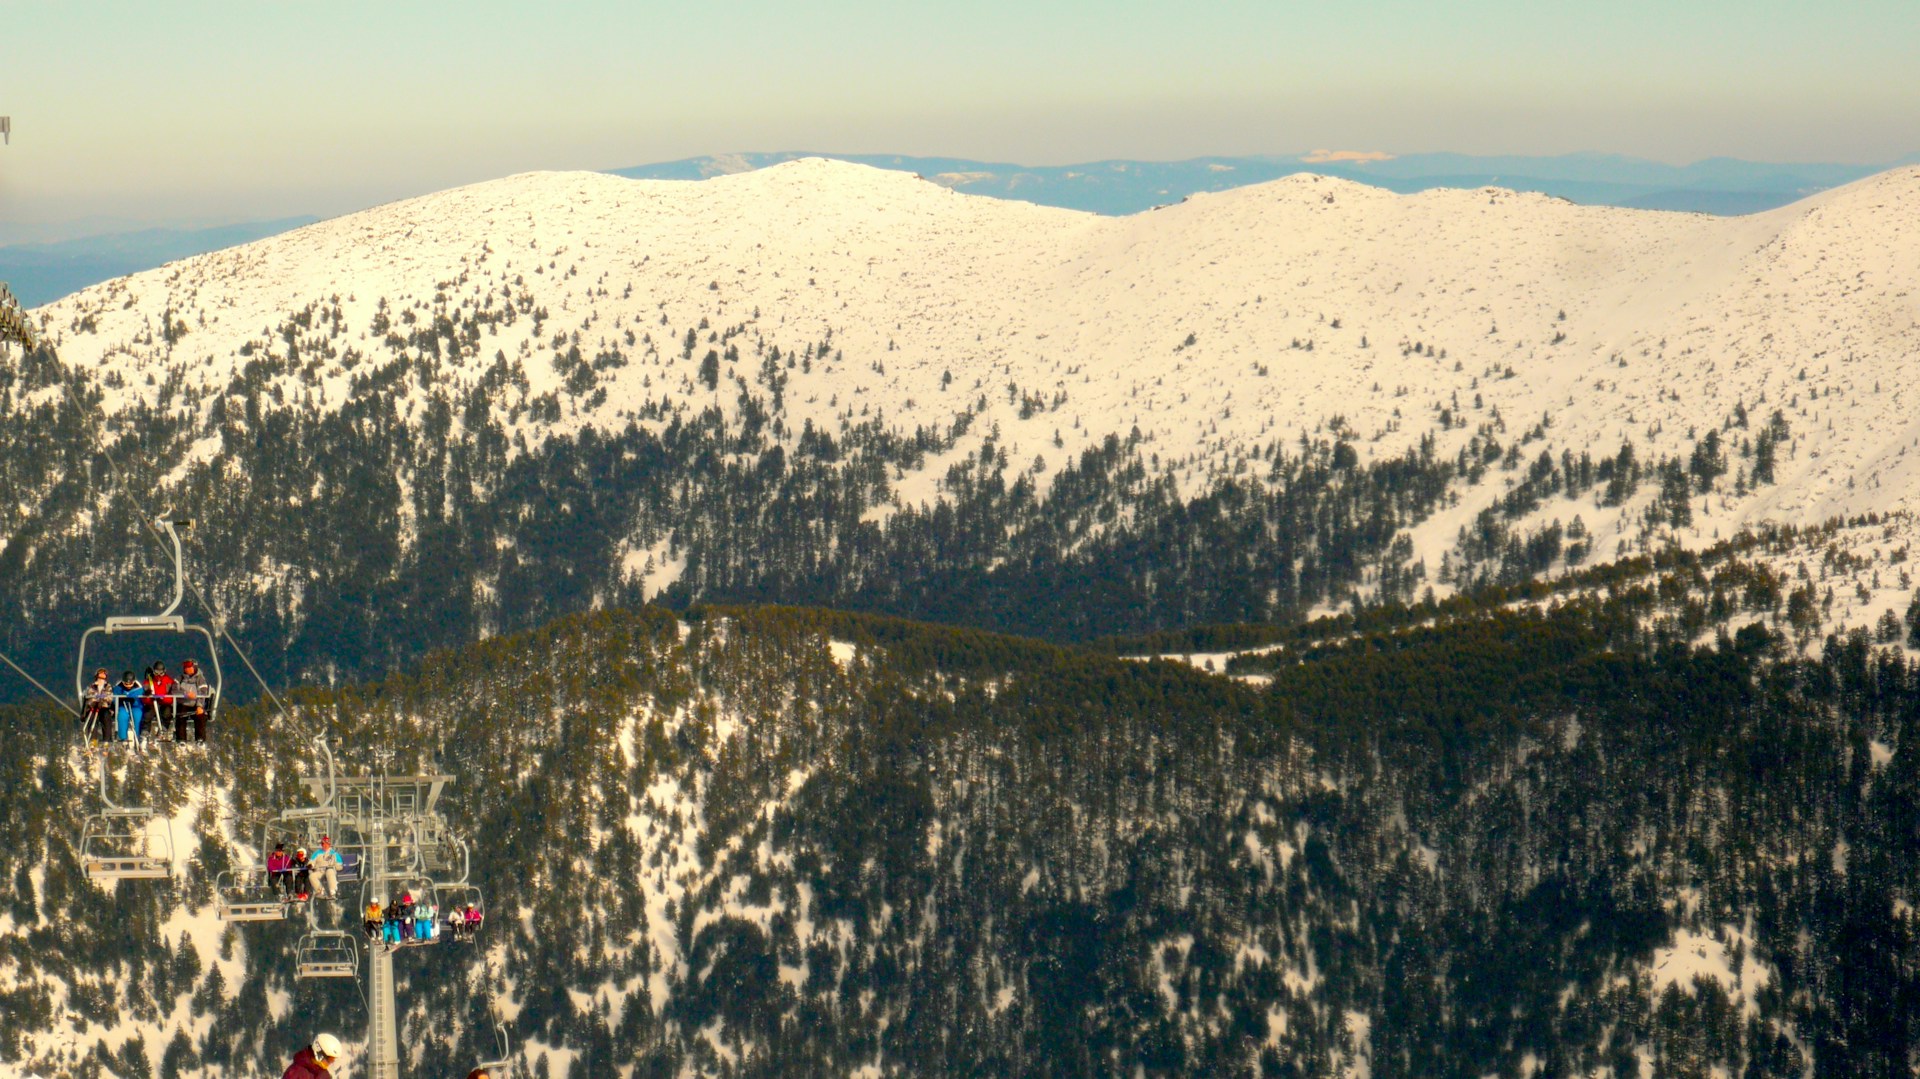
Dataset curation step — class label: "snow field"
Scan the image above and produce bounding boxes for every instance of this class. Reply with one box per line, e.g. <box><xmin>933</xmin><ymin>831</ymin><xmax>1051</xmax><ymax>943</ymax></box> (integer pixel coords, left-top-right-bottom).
<box><xmin>26</xmin><ymin>160</ymin><xmax>1920</xmax><ymax>605</ymax></box>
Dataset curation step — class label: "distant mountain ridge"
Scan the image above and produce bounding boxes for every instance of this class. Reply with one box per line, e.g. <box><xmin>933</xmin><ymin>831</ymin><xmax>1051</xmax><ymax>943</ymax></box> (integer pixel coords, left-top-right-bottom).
<box><xmin>3</xmin><ymin>151</ymin><xmax>1898</xmax><ymax>309</ymax></box>
<box><xmin>611</xmin><ymin>150</ymin><xmax>1898</xmax><ymax>216</ymax></box>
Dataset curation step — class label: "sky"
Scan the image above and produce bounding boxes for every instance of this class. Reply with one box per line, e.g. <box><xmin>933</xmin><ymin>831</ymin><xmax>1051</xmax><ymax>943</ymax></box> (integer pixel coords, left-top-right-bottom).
<box><xmin>0</xmin><ymin>0</ymin><xmax>1916</xmax><ymax>240</ymax></box>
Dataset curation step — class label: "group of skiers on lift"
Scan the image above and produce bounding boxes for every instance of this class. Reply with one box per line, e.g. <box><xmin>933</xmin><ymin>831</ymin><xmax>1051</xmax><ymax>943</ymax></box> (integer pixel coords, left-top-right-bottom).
<box><xmin>265</xmin><ymin>836</ymin><xmax>343</xmax><ymax>902</ymax></box>
<box><xmin>364</xmin><ymin>889</ymin><xmax>484</xmax><ymax>947</ymax></box>
<box><xmin>81</xmin><ymin>659</ymin><xmax>212</xmax><ymax>747</ymax></box>
<box><xmin>255</xmin><ymin>834</ymin><xmax>485</xmax><ymax>944</ymax></box>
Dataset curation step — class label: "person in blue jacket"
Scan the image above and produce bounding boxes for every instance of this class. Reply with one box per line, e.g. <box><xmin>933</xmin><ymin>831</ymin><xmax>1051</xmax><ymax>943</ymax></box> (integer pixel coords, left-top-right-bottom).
<box><xmin>113</xmin><ymin>671</ymin><xmax>147</xmax><ymax>745</ymax></box>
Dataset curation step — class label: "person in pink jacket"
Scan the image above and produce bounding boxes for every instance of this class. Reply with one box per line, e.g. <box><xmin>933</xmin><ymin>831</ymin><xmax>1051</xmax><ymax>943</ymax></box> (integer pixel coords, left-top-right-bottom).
<box><xmin>266</xmin><ymin>842</ymin><xmax>291</xmax><ymax>896</ymax></box>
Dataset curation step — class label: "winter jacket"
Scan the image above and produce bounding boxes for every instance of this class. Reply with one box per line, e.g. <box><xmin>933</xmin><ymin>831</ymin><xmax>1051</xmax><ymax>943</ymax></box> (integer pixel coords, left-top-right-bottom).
<box><xmin>113</xmin><ymin>681</ymin><xmax>147</xmax><ymax>721</ymax></box>
<box><xmin>267</xmin><ymin>851</ymin><xmax>290</xmax><ymax>874</ymax></box>
<box><xmin>311</xmin><ymin>847</ymin><xmax>341</xmax><ymax>871</ymax></box>
<box><xmin>148</xmin><ymin>672</ymin><xmax>176</xmax><ymax>701</ymax></box>
<box><xmin>87</xmin><ymin>678</ymin><xmax>113</xmax><ymax>705</ymax></box>
<box><xmin>282</xmin><ymin>1046</ymin><xmax>329</xmax><ymax>1079</ymax></box>
<box><xmin>177</xmin><ymin>671</ymin><xmax>211</xmax><ymax>709</ymax></box>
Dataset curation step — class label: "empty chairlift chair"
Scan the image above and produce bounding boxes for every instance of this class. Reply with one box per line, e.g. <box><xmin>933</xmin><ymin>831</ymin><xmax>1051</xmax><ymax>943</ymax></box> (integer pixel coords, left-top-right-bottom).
<box><xmin>294</xmin><ymin>930</ymin><xmax>360</xmax><ymax>979</ymax></box>
<box><xmin>79</xmin><ymin>807</ymin><xmax>173</xmax><ymax>882</ymax></box>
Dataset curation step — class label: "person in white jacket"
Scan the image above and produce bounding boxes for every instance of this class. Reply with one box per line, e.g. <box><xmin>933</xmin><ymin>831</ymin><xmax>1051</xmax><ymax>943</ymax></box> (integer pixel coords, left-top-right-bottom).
<box><xmin>310</xmin><ymin>836</ymin><xmax>342</xmax><ymax>900</ymax></box>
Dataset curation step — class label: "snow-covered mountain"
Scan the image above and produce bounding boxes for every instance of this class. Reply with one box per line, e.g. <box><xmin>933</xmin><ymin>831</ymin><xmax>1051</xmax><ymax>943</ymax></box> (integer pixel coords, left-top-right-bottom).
<box><xmin>31</xmin><ymin>159</ymin><xmax>1920</xmax><ymax>562</ymax></box>
<box><xmin>8</xmin><ymin>162</ymin><xmax>1920</xmax><ymax>1078</ymax></box>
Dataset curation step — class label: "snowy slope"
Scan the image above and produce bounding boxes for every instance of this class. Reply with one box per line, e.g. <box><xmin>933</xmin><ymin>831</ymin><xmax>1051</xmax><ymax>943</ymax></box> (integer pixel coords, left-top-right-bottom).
<box><xmin>28</xmin><ymin>159</ymin><xmax>1920</xmax><ymax>571</ymax></box>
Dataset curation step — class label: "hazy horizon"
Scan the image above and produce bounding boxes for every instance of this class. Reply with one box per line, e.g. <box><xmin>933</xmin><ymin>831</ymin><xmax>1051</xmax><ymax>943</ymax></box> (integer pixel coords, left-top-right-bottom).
<box><xmin>2</xmin><ymin>0</ymin><xmax>1916</xmax><ymax>240</ymax></box>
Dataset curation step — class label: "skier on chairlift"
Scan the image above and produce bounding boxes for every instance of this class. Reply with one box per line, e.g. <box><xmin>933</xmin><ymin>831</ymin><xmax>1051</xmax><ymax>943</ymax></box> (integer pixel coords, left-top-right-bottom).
<box><xmin>417</xmin><ymin>895</ymin><xmax>438</xmax><ymax>941</ymax></box>
<box><xmin>84</xmin><ymin>668</ymin><xmax>113</xmax><ymax>744</ymax></box>
<box><xmin>145</xmin><ymin>662</ymin><xmax>176</xmax><ymax>740</ymax></box>
<box><xmin>175</xmin><ymin>658</ymin><xmax>211</xmax><ymax>742</ymax></box>
<box><xmin>113</xmin><ymin>671</ymin><xmax>146</xmax><ymax>746</ymax></box>
<box><xmin>282</xmin><ymin>1032</ymin><xmax>344</xmax><ymax>1079</ymax></box>
<box><xmin>310</xmin><ymin>835</ymin><xmax>341</xmax><ymax>900</ymax></box>
<box><xmin>288</xmin><ymin>846</ymin><xmax>313</xmax><ymax>901</ymax></box>
<box><xmin>267</xmin><ymin>842</ymin><xmax>291</xmax><ymax>896</ymax></box>
<box><xmin>382</xmin><ymin>897</ymin><xmax>404</xmax><ymax>946</ymax></box>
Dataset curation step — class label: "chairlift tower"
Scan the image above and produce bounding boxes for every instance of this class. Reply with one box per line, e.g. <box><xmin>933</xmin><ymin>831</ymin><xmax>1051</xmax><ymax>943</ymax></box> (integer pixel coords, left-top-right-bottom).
<box><xmin>1</xmin><ymin>120</ymin><xmax>30</xmax><ymax>351</ymax></box>
<box><xmin>229</xmin><ymin>769</ymin><xmax>484</xmax><ymax>1079</ymax></box>
<box><xmin>0</xmin><ymin>280</ymin><xmax>32</xmax><ymax>352</ymax></box>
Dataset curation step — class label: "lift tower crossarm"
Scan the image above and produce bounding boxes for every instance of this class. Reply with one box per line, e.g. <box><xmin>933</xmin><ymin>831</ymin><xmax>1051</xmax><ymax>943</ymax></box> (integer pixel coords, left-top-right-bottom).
<box><xmin>0</xmin><ymin>282</ymin><xmax>34</xmax><ymax>351</ymax></box>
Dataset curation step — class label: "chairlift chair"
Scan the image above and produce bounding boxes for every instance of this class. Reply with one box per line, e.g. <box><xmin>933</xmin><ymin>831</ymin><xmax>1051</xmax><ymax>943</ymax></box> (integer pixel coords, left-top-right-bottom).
<box><xmin>215</xmin><ymin>866</ymin><xmax>287</xmax><ymax>922</ymax></box>
<box><xmin>372</xmin><ymin>876</ymin><xmax>445</xmax><ymax>946</ymax></box>
<box><xmin>435</xmin><ymin>882</ymin><xmax>486</xmax><ymax>944</ymax></box>
<box><xmin>294</xmin><ymin>930</ymin><xmax>360</xmax><ymax>979</ymax></box>
<box><xmin>73</xmin><ymin>517</ymin><xmax>223</xmax><ymax>746</ymax></box>
<box><xmin>73</xmin><ymin>519</ymin><xmax>218</xmax><ymax>885</ymax></box>
<box><xmin>79</xmin><ymin>806</ymin><xmax>172</xmax><ymax>882</ymax></box>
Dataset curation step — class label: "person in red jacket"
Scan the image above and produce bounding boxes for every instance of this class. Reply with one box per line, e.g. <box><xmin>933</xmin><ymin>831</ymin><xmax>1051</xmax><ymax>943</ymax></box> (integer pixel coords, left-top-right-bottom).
<box><xmin>145</xmin><ymin>663</ymin><xmax>178</xmax><ymax>742</ymax></box>
<box><xmin>282</xmin><ymin>1033</ymin><xmax>343</xmax><ymax>1079</ymax></box>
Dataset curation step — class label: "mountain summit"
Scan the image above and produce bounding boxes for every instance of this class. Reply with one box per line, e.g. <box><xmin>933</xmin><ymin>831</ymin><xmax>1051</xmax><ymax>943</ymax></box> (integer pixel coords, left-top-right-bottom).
<box><xmin>37</xmin><ymin>159</ymin><xmax>1920</xmax><ymax>523</ymax></box>
<box><xmin>6</xmin><ymin>159</ymin><xmax>1919</xmax><ymax>681</ymax></box>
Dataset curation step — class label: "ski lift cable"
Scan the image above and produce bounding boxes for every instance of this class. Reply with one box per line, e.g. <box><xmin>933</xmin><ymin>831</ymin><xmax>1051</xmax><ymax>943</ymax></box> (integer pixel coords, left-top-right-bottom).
<box><xmin>480</xmin><ymin>946</ymin><xmax>518</xmax><ymax>1076</ymax></box>
<box><xmin>0</xmin><ymin>647</ymin><xmax>81</xmax><ymax>718</ymax></box>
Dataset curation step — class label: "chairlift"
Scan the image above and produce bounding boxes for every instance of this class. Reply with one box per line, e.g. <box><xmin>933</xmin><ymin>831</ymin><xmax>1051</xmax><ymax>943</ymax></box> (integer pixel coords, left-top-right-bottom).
<box><xmin>294</xmin><ymin>930</ymin><xmax>360</xmax><ymax>979</ymax></box>
<box><xmin>215</xmin><ymin>866</ymin><xmax>287</xmax><ymax>922</ymax></box>
<box><xmin>78</xmin><ymin>807</ymin><xmax>172</xmax><ymax>881</ymax></box>
<box><xmin>436</xmin><ymin>882</ymin><xmax>487</xmax><ymax>944</ymax></box>
<box><xmin>74</xmin><ymin>517</ymin><xmax>222</xmax><ymax>750</ymax></box>
<box><xmin>366</xmin><ymin>876</ymin><xmax>446</xmax><ymax>947</ymax></box>
<box><xmin>66</xmin><ymin>519</ymin><xmax>227</xmax><ymax>886</ymax></box>
<box><xmin>262</xmin><ymin>806</ymin><xmax>341</xmax><ymax>893</ymax></box>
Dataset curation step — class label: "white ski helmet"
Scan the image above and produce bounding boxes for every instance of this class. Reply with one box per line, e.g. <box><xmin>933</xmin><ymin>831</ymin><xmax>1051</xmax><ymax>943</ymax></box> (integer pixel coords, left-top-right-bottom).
<box><xmin>313</xmin><ymin>1032</ymin><xmax>344</xmax><ymax>1060</ymax></box>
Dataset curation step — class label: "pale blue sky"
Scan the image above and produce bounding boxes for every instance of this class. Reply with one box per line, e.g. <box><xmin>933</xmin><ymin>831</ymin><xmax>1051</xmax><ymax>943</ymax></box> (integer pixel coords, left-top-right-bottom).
<box><xmin>1</xmin><ymin>0</ymin><xmax>1915</xmax><ymax>236</ymax></box>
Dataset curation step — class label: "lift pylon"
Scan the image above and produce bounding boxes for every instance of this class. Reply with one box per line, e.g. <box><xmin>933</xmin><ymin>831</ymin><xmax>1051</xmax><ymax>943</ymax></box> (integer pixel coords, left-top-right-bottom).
<box><xmin>223</xmin><ymin>769</ymin><xmax>483</xmax><ymax>1079</ymax></box>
